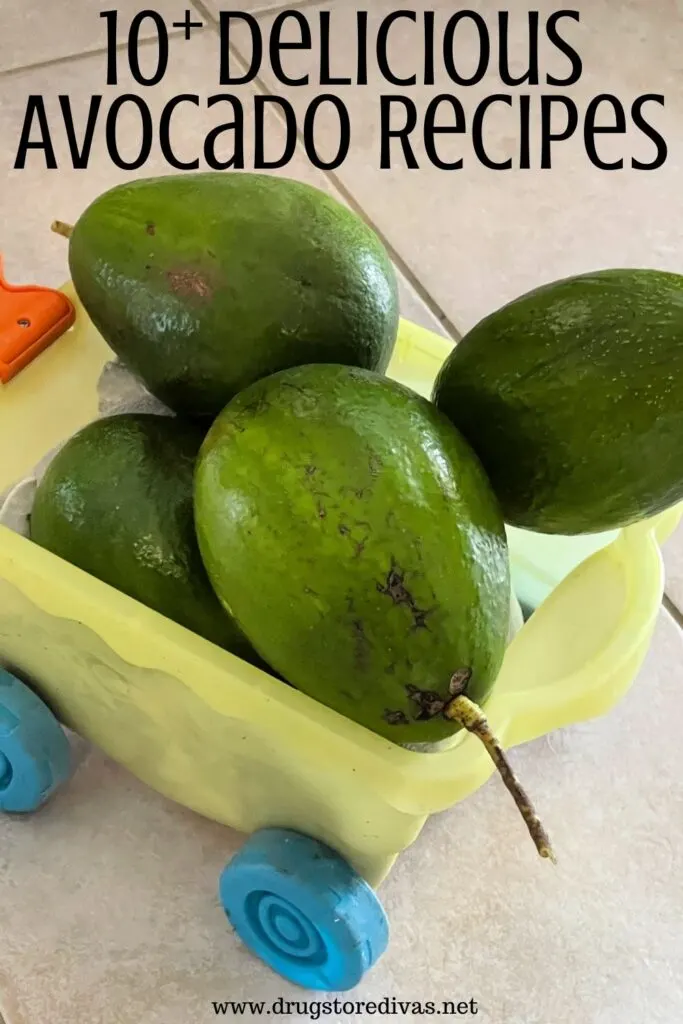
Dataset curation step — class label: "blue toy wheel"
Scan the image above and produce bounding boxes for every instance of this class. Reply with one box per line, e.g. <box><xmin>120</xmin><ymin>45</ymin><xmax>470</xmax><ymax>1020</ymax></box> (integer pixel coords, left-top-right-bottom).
<box><xmin>219</xmin><ymin>828</ymin><xmax>389</xmax><ymax>991</ymax></box>
<box><xmin>0</xmin><ymin>668</ymin><xmax>71</xmax><ymax>812</ymax></box>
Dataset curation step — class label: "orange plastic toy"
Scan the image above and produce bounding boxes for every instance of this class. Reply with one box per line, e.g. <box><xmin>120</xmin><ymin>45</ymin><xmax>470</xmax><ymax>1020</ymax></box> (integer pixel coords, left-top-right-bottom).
<box><xmin>0</xmin><ymin>257</ymin><xmax>75</xmax><ymax>384</ymax></box>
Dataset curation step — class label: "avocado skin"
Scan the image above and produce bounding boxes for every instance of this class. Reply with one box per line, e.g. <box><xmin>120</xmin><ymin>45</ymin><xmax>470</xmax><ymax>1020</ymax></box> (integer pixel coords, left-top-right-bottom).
<box><xmin>68</xmin><ymin>173</ymin><xmax>399</xmax><ymax>420</ymax></box>
<box><xmin>194</xmin><ymin>365</ymin><xmax>510</xmax><ymax>745</ymax></box>
<box><xmin>433</xmin><ymin>269</ymin><xmax>683</xmax><ymax>535</ymax></box>
<box><xmin>30</xmin><ymin>413</ymin><xmax>260</xmax><ymax>665</ymax></box>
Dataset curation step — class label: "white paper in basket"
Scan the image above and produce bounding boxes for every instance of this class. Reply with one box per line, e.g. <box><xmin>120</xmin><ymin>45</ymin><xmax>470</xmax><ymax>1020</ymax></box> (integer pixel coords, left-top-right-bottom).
<box><xmin>0</xmin><ymin>360</ymin><xmax>173</xmax><ymax>535</ymax></box>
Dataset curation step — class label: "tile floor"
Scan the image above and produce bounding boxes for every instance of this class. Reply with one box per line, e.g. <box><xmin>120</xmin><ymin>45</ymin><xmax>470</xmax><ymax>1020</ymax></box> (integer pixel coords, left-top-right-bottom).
<box><xmin>1</xmin><ymin>1</ymin><xmax>683</xmax><ymax>1021</ymax></box>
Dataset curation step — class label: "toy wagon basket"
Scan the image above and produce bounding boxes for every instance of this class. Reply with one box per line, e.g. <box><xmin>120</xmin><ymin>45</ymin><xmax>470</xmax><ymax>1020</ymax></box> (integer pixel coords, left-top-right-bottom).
<box><xmin>0</xmin><ymin>286</ymin><xmax>679</xmax><ymax>990</ymax></box>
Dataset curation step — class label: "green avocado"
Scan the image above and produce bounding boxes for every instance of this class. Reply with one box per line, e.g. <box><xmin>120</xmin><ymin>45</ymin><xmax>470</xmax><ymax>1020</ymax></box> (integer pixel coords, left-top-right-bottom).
<box><xmin>29</xmin><ymin>413</ymin><xmax>260</xmax><ymax>665</ymax></box>
<box><xmin>194</xmin><ymin>364</ymin><xmax>510</xmax><ymax>745</ymax></box>
<box><xmin>67</xmin><ymin>173</ymin><xmax>399</xmax><ymax>419</ymax></box>
<box><xmin>433</xmin><ymin>269</ymin><xmax>683</xmax><ymax>535</ymax></box>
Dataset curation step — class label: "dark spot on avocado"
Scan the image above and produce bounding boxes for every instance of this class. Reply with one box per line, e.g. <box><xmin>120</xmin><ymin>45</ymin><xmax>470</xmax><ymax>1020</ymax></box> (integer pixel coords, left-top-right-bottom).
<box><xmin>354</xmin><ymin>540</ymin><xmax>366</xmax><ymax>558</ymax></box>
<box><xmin>339</xmin><ymin>483</ymin><xmax>372</xmax><ymax>502</ymax></box>
<box><xmin>377</xmin><ymin>561</ymin><xmax>434</xmax><ymax>631</ymax></box>
<box><xmin>317</xmin><ymin>503</ymin><xmax>327</xmax><ymax>520</ymax></box>
<box><xmin>304</xmin><ymin>464</ymin><xmax>317</xmax><ymax>478</ymax></box>
<box><xmin>145</xmin><ymin>222</ymin><xmax>156</xmax><ymax>236</ymax></box>
<box><xmin>207</xmin><ymin>249</ymin><xmax>217</xmax><ymax>259</ymax></box>
<box><xmin>282</xmin><ymin>381</ymin><xmax>313</xmax><ymax>399</ymax></box>
<box><xmin>242</xmin><ymin>395</ymin><xmax>271</xmax><ymax>418</ymax></box>
<box><xmin>217</xmin><ymin>419</ymin><xmax>246</xmax><ymax>440</ymax></box>
<box><xmin>299</xmin><ymin>276</ymin><xmax>313</xmax><ymax>288</ymax></box>
<box><xmin>411</xmin><ymin>608</ymin><xmax>432</xmax><ymax>630</ymax></box>
<box><xmin>339</xmin><ymin>523</ymin><xmax>351</xmax><ymax>537</ymax></box>
<box><xmin>406</xmin><ymin>685</ymin><xmax>448</xmax><ymax>720</ymax></box>
<box><xmin>144</xmin><ymin>264</ymin><xmax>151</xmax><ymax>271</ymax></box>
<box><xmin>303</xmin><ymin>586</ymin><xmax>319</xmax><ymax>597</ymax></box>
<box><xmin>449</xmin><ymin>667</ymin><xmax>472</xmax><ymax>696</ymax></box>
<box><xmin>167</xmin><ymin>270</ymin><xmax>212</xmax><ymax>301</ymax></box>
<box><xmin>383</xmin><ymin>709</ymin><xmax>409</xmax><ymax>726</ymax></box>
<box><xmin>379</xmin><ymin>563</ymin><xmax>411</xmax><ymax>604</ymax></box>
<box><xmin>368</xmin><ymin>452</ymin><xmax>383</xmax><ymax>478</ymax></box>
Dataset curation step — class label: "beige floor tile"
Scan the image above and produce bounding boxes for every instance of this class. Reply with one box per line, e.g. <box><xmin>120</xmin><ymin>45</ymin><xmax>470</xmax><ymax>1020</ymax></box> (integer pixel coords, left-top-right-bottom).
<box><xmin>201</xmin><ymin>0</ymin><xmax>313</xmax><ymax>15</ymax></box>
<box><xmin>1</xmin><ymin>610</ymin><xmax>682</xmax><ymax>1022</ymax></box>
<box><xmin>0</xmin><ymin>1</ymin><xmax>199</xmax><ymax>74</ymax></box>
<box><xmin>231</xmin><ymin>0</ymin><xmax>683</xmax><ymax>332</ymax></box>
<box><xmin>0</xmin><ymin>33</ymin><xmax>443</xmax><ymax>336</ymax></box>
<box><xmin>663</xmin><ymin>522</ymin><xmax>683</xmax><ymax>610</ymax></box>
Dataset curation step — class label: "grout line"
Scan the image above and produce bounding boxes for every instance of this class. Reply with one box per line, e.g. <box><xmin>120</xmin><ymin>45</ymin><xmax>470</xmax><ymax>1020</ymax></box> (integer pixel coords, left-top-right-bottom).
<box><xmin>192</xmin><ymin>0</ymin><xmax>461</xmax><ymax>339</ymax></box>
<box><xmin>316</xmin><ymin>170</ymin><xmax>462</xmax><ymax>339</ymax></box>
<box><xmin>192</xmin><ymin>0</ymin><xmax>324</xmax><ymax>21</ymax></box>
<box><xmin>662</xmin><ymin>593</ymin><xmax>683</xmax><ymax>630</ymax></box>
<box><xmin>0</xmin><ymin>28</ymin><xmax>207</xmax><ymax>81</ymax></box>
<box><xmin>191</xmin><ymin>0</ymin><xmax>221</xmax><ymax>27</ymax></box>
<box><xmin>244</xmin><ymin>0</ymin><xmax>328</xmax><ymax>15</ymax></box>
<box><xmin>316</xmin><ymin>169</ymin><xmax>462</xmax><ymax>339</ymax></box>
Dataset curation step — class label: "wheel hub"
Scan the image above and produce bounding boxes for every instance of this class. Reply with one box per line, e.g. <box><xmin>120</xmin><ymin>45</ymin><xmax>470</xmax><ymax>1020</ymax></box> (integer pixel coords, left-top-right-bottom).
<box><xmin>250</xmin><ymin>891</ymin><xmax>326</xmax><ymax>963</ymax></box>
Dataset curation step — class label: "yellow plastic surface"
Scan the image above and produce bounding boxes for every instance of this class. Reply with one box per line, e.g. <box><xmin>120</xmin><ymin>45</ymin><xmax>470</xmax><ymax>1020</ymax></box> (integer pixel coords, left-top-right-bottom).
<box><xmin>0</xmin><ymin>282</ymin><xmax>111</xmax><ymax>490</ymax></box>
<box><xmin>0</xmin><ymin>293</ymin><xmax>679</xmax><ymax>886</ymax></box>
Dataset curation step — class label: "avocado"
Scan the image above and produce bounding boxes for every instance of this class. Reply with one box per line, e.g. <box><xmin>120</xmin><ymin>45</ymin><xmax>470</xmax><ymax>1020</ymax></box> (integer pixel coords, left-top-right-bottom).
<box><xmin>65</xmin><ymin>173</ymin><xmax>399</xmax><ymax>419</ymax></box>
<box><xmin>30</xmin><ymin>413</ymin><xmax>260</xmax><ymax>665</ymax></box>
<box><xmin>194</xmin><ymin>364</ymin><xmax>510</xmax><ymax>746</ymax></box>
<box><xmin>433</xmin><ymin>269</ymin><xmax>683</xmax><ymax>535</ymax></box>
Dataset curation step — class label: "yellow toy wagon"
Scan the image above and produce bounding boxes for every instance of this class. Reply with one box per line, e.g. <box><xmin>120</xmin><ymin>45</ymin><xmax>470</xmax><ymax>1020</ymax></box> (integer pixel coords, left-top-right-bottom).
<box><xmin>0</xmin><ymin>285</ymin><xmax>679</xmax><ymax>990</ymax></box>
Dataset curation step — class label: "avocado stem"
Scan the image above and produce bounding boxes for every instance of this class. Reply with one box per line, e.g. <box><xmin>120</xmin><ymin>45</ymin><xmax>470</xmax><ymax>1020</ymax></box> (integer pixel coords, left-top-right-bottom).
<box><xmin>51</xmin><ymin>220</ymin><xmax>74</xmax><ymax>240</ymax></box>
<box><xmin>445</xmin><ymin>694</ymin><xmax>556</xmax><ymax>864</ymax></box>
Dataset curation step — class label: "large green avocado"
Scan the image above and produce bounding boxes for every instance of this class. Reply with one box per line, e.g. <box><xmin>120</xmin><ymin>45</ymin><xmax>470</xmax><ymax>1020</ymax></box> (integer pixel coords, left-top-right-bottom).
<box><xmin>67</xmin><ymin>173</ymin><xmax>399</xmax><ymax>419</ymax></box>
<box><xmin>194</xmin><ymin>364</ymin><xmax>510</xmax><ymax>745</ymax></box>
<box><xmin>30</xmin><ymin>413</ymin><xmax>260</xmax><ymax>665</ymax></box>
<box><xmin>433</xmin><ymin>269</ymin><xmax>683</xmax><ymax>535</ymax></box>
